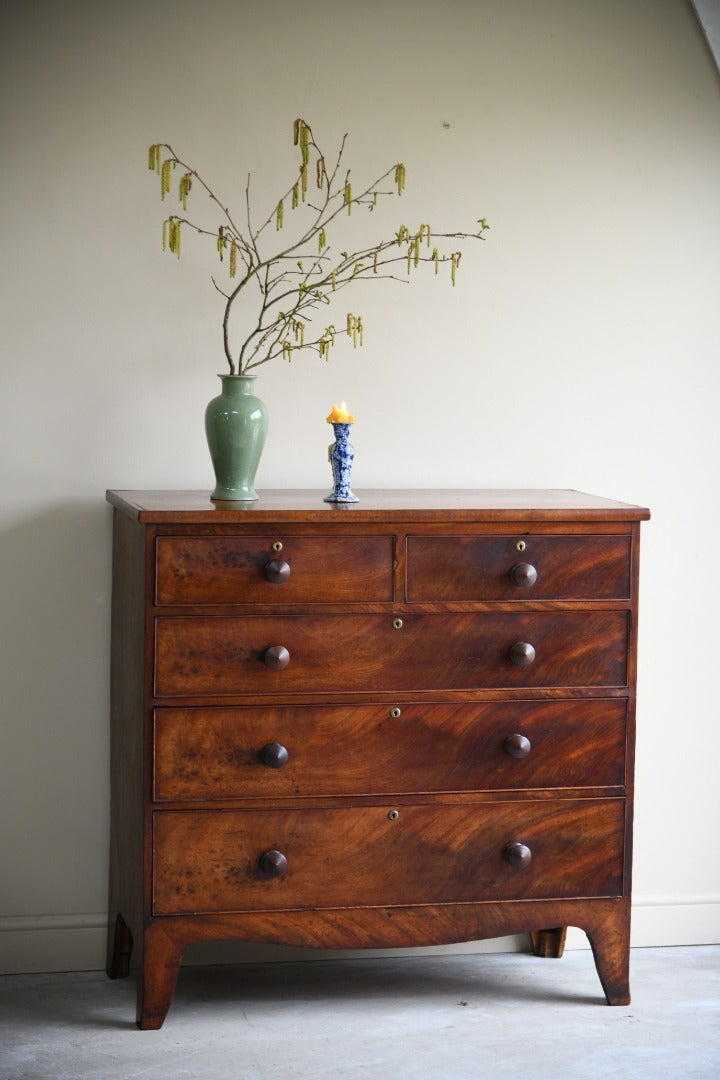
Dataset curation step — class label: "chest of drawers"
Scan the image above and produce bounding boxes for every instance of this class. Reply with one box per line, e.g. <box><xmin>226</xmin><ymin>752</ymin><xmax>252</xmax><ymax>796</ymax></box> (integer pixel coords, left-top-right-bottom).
<box><xmin>106</xmin><ymin>489</ymin><xmax>649</xmax><ymax>1029</ymax></box>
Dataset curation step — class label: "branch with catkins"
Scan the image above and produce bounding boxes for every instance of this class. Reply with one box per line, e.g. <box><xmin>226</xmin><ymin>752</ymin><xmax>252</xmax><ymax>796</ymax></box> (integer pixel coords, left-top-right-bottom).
<box><xmin>148</xmin><ymin>119</ymin><xmax>489</xmax><ymax>374</ymax></box>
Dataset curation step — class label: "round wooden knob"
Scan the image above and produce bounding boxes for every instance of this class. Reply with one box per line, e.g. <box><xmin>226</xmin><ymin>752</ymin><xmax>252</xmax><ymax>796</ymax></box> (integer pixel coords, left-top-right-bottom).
<box><xmin>259</xmin><ymin>849</ymin><xmax>288</xmax><ymax>878</ymax></box>
<box><xmin>264</xmin><ymin>645</ymin><xmax>290</xmax><ymax>670</ymax></box>
<box><xmin>509</xmin><ymin>562</ymin><xmax>537</xmax><ymax>587</ymax></box>
<box><xmin>264</xmin><ymin>558</ymin><xmax>291</xmax><ymax>584</ymax></box>
<box><xmin>504</xmin><ymin>733</ymin><xmax>532</xmax><ymax>759</ymax></box>
<box><xmin>504</xmin><ymin>842</ymin><xmax>532</xmax><ymax>869</ymax></box>
<box><xmin>510</xmin><ymin>641</ymin><xmax>536</xmax><ymax>666</ymax></box>
<box><xmin>260</xmin><ymin>742</ymin><xmax>289</xmax><ymax>769</ymax></box>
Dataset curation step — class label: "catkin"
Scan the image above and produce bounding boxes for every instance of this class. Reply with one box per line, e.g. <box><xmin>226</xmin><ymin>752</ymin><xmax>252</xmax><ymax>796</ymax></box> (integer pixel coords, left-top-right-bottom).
<box><xmin>229</xmin><ymin>241</ymin><xmax>237</xmax><ymax>278</ymax></box>
<box><xmin>179</xmin><ymin>172</ymin><xmax>192</xmax><ymax>211</ymax></box>
<box><xmin>394</xmin><ymin>163</ymin><xmax>406</xmax><ymax>196</ymax></box>
<box><xmin>161</xmin><ymin>159</ymin><xmax>172</xmax><ymax>200</ymax></box>
<box><xmin>168</xmin><ymin>219</ymin><xmax>181</xmax><ymax>258</ymax></box>
<box><xmin>276</xmin><ymin>199</ymin><xmax>284</xmax><ymax>230</ymax></box>
<box><xmin>344</xmin><ymin>181</ymin><xmax>352</xmax><ymax>214</ymax></box>
<box><xmin>299</xmin><ymin>122</ymin><xmax>310</xmax><ymax>165</ymax></box>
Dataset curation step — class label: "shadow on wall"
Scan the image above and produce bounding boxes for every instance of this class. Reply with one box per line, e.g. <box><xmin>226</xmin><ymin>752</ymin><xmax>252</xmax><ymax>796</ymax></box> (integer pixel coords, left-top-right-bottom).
<box><xmin>0</xmin><ymin>500</ymin><xmax>113</xmax><ymax>707</ymax></box>
<box><xmin>0</xmin><ymin>499</ymin><xmax>114</xmax><ymax>906</ymax></box>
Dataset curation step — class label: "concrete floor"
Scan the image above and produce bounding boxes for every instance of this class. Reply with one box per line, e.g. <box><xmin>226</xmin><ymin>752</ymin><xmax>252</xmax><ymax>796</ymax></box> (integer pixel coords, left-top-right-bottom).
<box><xmin>1</xmin><ymin>946</ymin><xmax>718</xmax><ymax>1079</ymax></box>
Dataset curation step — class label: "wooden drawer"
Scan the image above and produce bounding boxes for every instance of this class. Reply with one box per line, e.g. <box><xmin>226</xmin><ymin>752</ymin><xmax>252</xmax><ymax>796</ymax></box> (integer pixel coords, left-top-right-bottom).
<box><xmin>406</xmin><ymin>534</ymin><xmax>631</xmax><ymax>601</ymax></box>
<box><xmin>154</xmin><ymin>612</ymin><xmax>628</xmax><ymax>696</ymax></box>
<box><xmin>155</xmin><ymin>534</ymin><xmax>393</xmax><ymax>605</ymax></box>
<box><xmin>153</xmin><ymin>700</ymin><xmax>627</xmax><ymax>801</ymax></box>
<box><xmin>152</xmin><ymin>799</ymin><xmax>625</xmax><ymax>914</ymax></box>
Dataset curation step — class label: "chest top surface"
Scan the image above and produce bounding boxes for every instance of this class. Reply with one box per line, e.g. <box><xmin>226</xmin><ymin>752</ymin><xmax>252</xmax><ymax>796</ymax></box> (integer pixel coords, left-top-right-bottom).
<box><xmin>106</xmin><ymin>489</ymin><xmax>650</xmax><ymax>524</ymax></box>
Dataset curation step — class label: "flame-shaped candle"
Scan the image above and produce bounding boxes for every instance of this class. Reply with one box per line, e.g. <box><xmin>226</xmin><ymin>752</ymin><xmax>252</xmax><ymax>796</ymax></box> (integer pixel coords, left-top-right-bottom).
<box><xmin>326</xmin><ymin>401</ymin><xmax>356</xmax><ymax>423</ymax></box>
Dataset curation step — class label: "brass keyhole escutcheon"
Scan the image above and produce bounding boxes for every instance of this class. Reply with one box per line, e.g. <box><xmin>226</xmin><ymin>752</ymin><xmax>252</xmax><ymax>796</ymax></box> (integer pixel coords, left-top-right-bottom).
<box><xmin>390</xmin><ymin>707</ymin><xmax>402</xmax><ymax>719</ymax></box>
<box><xmin>388</xmin><ymin>809</ymin><xmax>399</xmax><ymax>821</ymax></box>
<box><xmin>393</xmin><ymin>618</ymin><xmax>403</xmax><ymax>630</ymax></box>
<box><xmin>515</xmin><ymin>540</ymin><xmax>526</xmax><ymax>552</ymax></box>
<box><xmin>272</xmin><ymin>541</ymin><xmax>283</xmax><ymax>552</ymax></box>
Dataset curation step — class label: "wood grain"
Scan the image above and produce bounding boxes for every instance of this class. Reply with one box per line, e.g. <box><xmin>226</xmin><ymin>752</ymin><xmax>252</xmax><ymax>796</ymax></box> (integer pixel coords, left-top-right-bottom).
<box><xmin>156</xmin><ymin>534</ymin><xmax>393</xmax><ymax>605</ymax></box>
<box><xmin>152</xmin><ymin>799</ymin><xmax>625</xmax><ymax>914</ymax></box>
<box><xmin>154</xmin><ymin>611</ymin><xmax>629</xmax><ymax>696</ymax></box>
<box><xmin>406</xmin><ymin>534</ymin><xmax>631</xmax><ymax>601</ymax></box>
<box><xmin>153</xmin><ymin>699</ymin><xmax>627</xmax><ymax>801</ymax></box>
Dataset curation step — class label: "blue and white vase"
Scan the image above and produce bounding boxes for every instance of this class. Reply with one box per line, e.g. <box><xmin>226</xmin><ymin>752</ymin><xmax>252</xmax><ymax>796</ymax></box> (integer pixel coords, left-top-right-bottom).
<box><xmin>324</xmin><ymin>422</ymin><xmax>358</xmax><ymax>503</ymax></box>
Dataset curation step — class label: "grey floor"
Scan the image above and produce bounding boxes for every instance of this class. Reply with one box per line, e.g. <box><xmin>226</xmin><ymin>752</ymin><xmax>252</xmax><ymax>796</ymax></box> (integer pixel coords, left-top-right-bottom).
<box><xmin>1</xmin><ymin>946</ymin><xmax>718</xmax><ymax>1080</ymax></box>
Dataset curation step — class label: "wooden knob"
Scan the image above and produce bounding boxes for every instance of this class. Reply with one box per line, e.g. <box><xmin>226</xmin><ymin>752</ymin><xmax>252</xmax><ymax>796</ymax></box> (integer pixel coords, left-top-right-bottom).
<box><xmin>264</xmin><ymin>558</ymin><xmax>291</xmax><ymax>584</ymax></box>
<box><xmin>260</xmin><ymin>742</ymin><xmax>289</xmax><ymax>769</ymax></box>
<box><xmin>504</xmin><ymin>842</ymin><xmax>532</xmax><ymax>869</ymax></box>
<box><xmin>509</xmin><ymin>562</ymin><xmax>537</xmax><ymax>587</ymax></box>
<box><xmin>259</xmin><ymin>849</ymin><xmax>288</xmax><ymax>878</ymax></box>
<box><xmin>264</xmin><ymin>645</ymin><xmax>290</xmax><ymax>670</ymax></box>
<box><xmin>504</xmin><ymin>733</ymin><xmax>532</xmax><ymax>759</ymax></box>
<box><xmin>510</xmin><ymin>641</ymin><xmax>536</xmax><ymax>666</ymax></box>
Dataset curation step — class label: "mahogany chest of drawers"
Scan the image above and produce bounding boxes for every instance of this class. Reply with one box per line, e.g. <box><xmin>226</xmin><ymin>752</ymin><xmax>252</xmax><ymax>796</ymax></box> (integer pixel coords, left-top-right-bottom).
<box><xmin>105</xmin><ymin>489</ymin><xmax>649</xmax><ymax>1028</ymax></box>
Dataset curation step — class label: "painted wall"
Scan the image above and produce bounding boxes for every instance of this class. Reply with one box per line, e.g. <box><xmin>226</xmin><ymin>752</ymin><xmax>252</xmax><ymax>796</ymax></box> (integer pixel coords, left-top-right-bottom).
<box><xmin>1</xmin><ymin>0</ymin><xmax>718</xmax><ymax>972</ymax></box>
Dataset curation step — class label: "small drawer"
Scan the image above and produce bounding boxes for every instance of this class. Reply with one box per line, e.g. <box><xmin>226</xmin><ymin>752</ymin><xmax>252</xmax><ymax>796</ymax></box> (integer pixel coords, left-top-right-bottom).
<box><xmin>406</xmin><ymin>534</ymin><xmax>631</xmax><ymax>601</ymax></box>
<box><xmin>155</xmin><ymin>534</ymin><xmax>393</xmax><ymax>605</ymax></box>
<box><xmin>152</xmin><ymin>799</ymin><xmax>625</xmax><ymax>914</ymax></box>
<box><xmin>153</xmin><ymin>611</ymin><xmax>628</xmax><ymax>697</ymax></box>
<box><xmin>153</xmin><ymin>699</ymin><xmax>627</xmax><ymax>801</ymax></box>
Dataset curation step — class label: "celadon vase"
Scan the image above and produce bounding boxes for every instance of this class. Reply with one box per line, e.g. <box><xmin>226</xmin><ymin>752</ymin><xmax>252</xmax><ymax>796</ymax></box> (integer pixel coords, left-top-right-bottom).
<box><xmin>205</xmin><ymin>374</ymin><xmax>268</xmax><ymax>501</ymax></box>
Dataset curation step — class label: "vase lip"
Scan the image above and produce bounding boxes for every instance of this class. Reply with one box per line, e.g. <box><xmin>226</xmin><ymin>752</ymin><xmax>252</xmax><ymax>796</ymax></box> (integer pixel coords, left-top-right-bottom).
<box><xmin>217</xmin><ymin>372</ymin><xmax>256</xmax><ymax>379</ymax></box>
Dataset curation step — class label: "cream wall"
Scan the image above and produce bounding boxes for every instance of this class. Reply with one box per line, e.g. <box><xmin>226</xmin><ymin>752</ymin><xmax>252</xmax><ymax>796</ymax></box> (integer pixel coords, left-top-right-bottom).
<box><xmin>1</xmin><ymin>0</ymin><xmax>718</xmax><ymax>973</ymax></box>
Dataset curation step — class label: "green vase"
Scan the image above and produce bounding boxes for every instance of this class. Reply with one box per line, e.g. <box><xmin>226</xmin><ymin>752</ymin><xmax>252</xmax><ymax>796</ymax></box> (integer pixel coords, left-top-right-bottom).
<box><xmin>205</xmin><ymin>374</ymin><xmax>268</xmax><ymax>501</ymax></box>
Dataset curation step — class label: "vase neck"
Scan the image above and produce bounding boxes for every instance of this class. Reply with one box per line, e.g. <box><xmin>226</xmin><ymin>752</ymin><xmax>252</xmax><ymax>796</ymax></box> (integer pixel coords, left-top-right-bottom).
<box><xmin>219</xmin><ymin>374</ymin><xmax>256</xmax><ymax>396</ymax></box>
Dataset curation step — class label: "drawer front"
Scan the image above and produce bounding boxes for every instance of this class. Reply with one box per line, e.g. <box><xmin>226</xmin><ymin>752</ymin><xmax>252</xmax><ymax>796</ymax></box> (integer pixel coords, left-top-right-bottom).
<box><xmin>154</xmin><ymin>612</ymin><xmax>628</xmax><ymax>696</ymax></box>
<box><xmin>152</xmin><ymin>799</ymin><xmax>625</xmax><ymax>914</ymax></box>
<box><xmin>155</xmin><ymin>534</ymin><xmax>393</xmax><ymax>605</ymax></box>
<box><xmin>406</xmin><ymin>534</ymin><xmax>631</xmax><ymax>601</ymax></box>
<box><xmin>153</xmin><ymin>700</ymin><xmax>627</xmax><ymax>801</ymax></box>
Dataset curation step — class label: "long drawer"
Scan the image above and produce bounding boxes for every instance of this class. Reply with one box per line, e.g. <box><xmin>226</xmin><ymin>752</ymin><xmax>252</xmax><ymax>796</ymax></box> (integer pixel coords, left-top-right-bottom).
<box><xmin>154</xmin><ymin>612</ymin><xmax>629</xmax><ymax>696</ymax></box>
<box><xmin>152</xmin><ymin>799</ymin><xmax>625</xmax><ymax>914</ymax></box>
<box><xmin>153</xmin><ymin>700</ymin><xmax>627</xmax><ymax>801</ymax></box>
